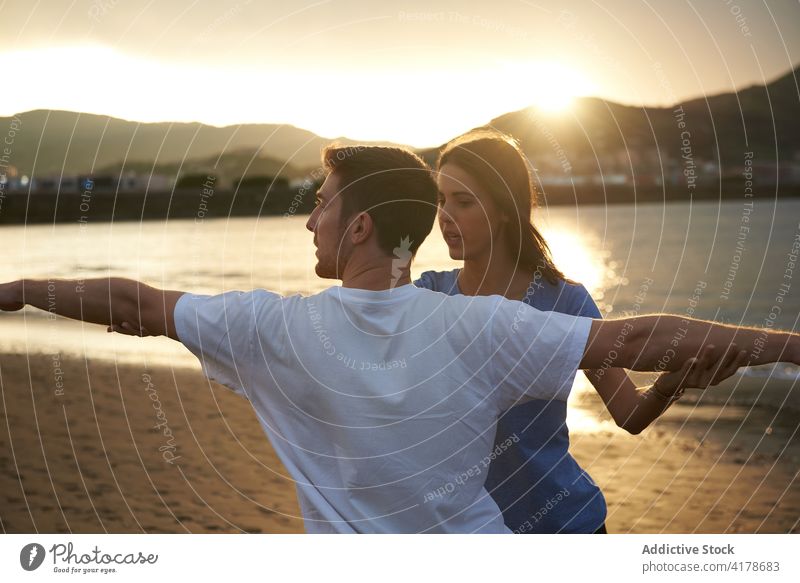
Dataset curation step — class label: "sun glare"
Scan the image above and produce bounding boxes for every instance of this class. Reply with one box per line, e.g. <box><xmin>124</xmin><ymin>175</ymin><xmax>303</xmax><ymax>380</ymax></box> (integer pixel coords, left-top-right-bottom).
<box><xmin>538</xmin><ymin>227</ymin><xmax>607</xmax><ymax>295</ymax></box>
<box><xmin>0</xmin><ymin>48</ymin><xmax>596</xmax><ymax>146</ymax></box>
<box><xmin>506</xmin><ymin>61</ymin><xmax>594</xmax><ymax>114</ymax></box>
<box><xmin>533</xmin><ymin>92</ymin><xmax>575</xmax><ymax>113</ymax></box>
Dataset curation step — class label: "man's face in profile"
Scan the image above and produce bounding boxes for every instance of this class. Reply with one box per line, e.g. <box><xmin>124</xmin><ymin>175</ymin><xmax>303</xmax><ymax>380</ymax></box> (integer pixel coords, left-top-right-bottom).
<box><xmin>306</xmin><ymin>172</ymin><xmax>349</xmax><ymax>279</ymax></box>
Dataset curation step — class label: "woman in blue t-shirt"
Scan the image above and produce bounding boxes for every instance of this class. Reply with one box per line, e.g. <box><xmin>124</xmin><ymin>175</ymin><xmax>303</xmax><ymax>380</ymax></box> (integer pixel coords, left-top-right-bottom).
<box><xmin>415</xmin><ymin>129</ymin><xmax>745</xmax><ymax>533</ymax></box>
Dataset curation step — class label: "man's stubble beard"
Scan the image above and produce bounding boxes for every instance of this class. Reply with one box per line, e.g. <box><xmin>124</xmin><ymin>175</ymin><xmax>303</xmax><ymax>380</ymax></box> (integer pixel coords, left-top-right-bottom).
<box><xmin>317</xmin><ymin>220</ymin><xmax>351</xmax><ymax>280</ymax></box>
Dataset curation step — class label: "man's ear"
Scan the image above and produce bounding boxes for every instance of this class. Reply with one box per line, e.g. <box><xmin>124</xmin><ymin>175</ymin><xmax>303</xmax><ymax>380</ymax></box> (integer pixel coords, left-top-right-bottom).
<box><xmin>349</xmin><ymin>211</ymin><xmax>374</xmax><ymax>245</ymax></box>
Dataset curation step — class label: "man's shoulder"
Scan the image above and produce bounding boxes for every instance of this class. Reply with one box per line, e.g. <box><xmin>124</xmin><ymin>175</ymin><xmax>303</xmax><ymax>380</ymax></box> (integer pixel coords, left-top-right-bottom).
<box><xmin>173</xmin><ymin>288</ymin><xmax>299</xmax><ymax>322</ymax></box>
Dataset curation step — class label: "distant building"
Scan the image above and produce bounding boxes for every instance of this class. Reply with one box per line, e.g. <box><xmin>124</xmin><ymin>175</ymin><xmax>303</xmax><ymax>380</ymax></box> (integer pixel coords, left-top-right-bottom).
<box><xmin>116</xmin><ymin>172</ymin><xmax>173</xmax><ymax>192</ymax></box>
<box><xmin>24</xmin><ymin>173</ymin><xmax>174</xmax><ymax>193</ymax></box>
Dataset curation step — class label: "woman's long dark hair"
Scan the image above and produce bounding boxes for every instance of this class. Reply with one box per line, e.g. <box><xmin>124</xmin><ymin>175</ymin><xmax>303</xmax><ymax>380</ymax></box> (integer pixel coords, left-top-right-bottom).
<box><xmin>437</xmin><ymin>129</ymin><xmax>568</xmax><ymax>285</ymax></box>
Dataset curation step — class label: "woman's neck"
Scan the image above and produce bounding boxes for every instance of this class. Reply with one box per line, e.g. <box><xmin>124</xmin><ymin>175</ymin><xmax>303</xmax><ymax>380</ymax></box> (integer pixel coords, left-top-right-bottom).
<box><xmin>459</xmin><ymin>252</ymin><xmax>533</xmax><ymax>300</ymax></box>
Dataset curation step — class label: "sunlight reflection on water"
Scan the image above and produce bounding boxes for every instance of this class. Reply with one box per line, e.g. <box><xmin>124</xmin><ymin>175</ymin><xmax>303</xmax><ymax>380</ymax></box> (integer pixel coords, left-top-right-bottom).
<box><xmin>2</xmin><ymin>199</ymin><xmax>798</xmax><ymax>428</ymax></box>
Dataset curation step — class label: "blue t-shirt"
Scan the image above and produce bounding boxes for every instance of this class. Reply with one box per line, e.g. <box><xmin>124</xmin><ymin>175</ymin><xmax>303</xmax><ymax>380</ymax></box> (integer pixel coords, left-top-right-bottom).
<box><xmin>414</xmin><ymin>268</ymin><xmax>607</xmax><ymax>533</ymax></box>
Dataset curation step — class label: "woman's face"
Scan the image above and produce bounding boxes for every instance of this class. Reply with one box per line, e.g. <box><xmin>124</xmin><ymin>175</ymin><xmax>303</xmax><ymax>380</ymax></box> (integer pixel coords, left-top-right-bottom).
<box><xmin>436</xmin><ymin>163</ymin><xmax>506</xmax><ymax>262</ymax></box>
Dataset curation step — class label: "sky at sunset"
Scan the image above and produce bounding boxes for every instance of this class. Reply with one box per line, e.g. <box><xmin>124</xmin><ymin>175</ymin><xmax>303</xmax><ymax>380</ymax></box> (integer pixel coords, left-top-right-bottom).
<box><xmin>2</xmin><ymin>0</ymin><xmax>799</xmax><ymax>146</ymax></box>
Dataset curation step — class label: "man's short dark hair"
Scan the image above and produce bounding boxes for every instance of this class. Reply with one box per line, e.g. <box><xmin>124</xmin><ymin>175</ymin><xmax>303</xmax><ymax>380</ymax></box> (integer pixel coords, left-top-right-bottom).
<box><xmin>322</xmin><ymin>145</ymin><xmax>438</xmax><ymax>255</ymax></box>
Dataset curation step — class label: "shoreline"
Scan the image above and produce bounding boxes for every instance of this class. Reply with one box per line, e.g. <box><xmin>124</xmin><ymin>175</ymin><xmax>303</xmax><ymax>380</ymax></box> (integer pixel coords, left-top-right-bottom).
<box><xmin>1</xmin><ymin>352</ymin><xmax>798</xmax><ymax>533</ymax></box>
<box><xmin>3</xmin><ymin>189</ymin><xmax>800</xmax><ymax>226</ymax></box>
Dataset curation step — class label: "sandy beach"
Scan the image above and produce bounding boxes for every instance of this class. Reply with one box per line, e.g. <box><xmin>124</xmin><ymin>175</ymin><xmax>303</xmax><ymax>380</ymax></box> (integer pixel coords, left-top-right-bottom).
<box><xmin>1</xmin><ymin>351</ymin><xmax>798</xmax><ymax>534</ymax></box>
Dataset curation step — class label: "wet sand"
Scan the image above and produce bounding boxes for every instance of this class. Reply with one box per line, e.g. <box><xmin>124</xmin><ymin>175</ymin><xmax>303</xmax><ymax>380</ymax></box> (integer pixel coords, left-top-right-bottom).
<box><xmin>570</xmin><ymin>378</ymin><xmax>800</xmax><ymax>533</ymax></box>
<box><xmin>1</xmin><ymin>352</ymin><xmax>797</xmax><ymax>533</ymax></box>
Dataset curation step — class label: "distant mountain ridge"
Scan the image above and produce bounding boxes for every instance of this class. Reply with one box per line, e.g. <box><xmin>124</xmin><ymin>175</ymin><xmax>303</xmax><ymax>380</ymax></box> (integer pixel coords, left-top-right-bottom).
<box><xmin>0</xmin><ymin>110</ymin><xmax>399</xmax><ymax>179</ymax></box>
<box><xmin>2</xmin><ymin>65</ymin><xmax>798</xmax><ymax>190</ymax></box>
<box><xmin>479</xmin><ymin>66</ymin><xmax>800</xmax><ymax>186</ymax></box>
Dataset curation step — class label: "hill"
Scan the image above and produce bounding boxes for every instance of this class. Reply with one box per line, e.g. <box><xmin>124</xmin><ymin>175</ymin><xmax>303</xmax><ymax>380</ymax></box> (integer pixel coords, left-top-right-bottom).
<box><xmin>0</xmin><ymin>110</ymin><xmax>399</xmax><ymax>178</ymax></box>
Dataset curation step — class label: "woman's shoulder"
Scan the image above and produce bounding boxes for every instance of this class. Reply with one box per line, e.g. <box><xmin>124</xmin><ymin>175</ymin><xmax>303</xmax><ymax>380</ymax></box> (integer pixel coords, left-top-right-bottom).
<box><xmin>559</xmin><ymin>280</ymin><xmax>602</xmax><ymax>318</ymax></box>
<box><xmin>413</xmin><ymin>268</ymin><xmax>461</xmax><ymax>295</ymax></box>
<box><xmin>559</xmin><ymin>278</ymin><xmax>592</xmax><ymax>296</ymax></box>
<box><xmin>528</xmin><ymin>277</ymin><xmax>601</xmax><ymax>318</ymax></box>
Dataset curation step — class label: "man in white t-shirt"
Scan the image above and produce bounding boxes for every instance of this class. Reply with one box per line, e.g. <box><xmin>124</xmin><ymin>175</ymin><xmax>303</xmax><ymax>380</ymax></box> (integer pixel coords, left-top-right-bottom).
<box><xmin>3</xmin><ymin>145</ymin><xmax>799</xmax><ymax>533</ymax></box>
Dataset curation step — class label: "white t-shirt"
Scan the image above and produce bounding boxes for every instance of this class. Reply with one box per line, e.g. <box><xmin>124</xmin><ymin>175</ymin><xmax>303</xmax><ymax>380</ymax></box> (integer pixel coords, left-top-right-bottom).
<box><xmin>174</xmin><ymin>283</ymin><xmax>592</xmax><ymax>533</ymax></box>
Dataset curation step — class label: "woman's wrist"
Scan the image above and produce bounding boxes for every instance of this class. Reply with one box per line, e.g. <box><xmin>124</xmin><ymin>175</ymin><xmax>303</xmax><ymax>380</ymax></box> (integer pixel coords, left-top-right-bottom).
<box><xmin>651</xmin><ymin>376</ymin><xmax>685</xmax><ymax>402</ymax></box>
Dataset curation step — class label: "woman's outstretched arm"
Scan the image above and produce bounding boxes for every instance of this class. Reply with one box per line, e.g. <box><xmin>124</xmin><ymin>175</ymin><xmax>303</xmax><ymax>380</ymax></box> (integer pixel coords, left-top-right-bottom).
<box><xmin>584</xmin><ymin>344</ymin><xmax>747</xmax><ymax>435</ymax></box>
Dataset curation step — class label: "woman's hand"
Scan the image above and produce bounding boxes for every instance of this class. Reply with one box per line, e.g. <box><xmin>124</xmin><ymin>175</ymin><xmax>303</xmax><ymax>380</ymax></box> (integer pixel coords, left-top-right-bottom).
<box><xmin>654</xmin><ymin>343</ymin><xmax>748</xmax><ymax>396</ymax></box>
<box><xmin>0</xmin><ymin>281</ymin><xmax>24</xmax><ymax>312</ymax></box>
<box><xmin>107</xmin><ymin>321</ymin><xmax>152</xmax><ymax>337</ymax></box>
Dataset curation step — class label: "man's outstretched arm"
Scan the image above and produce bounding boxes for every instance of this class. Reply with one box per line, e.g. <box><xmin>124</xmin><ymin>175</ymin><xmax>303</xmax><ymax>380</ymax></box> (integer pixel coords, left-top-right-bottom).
<box><xmin>0</xmin><ymin>278</ymin><xmax>185</xmax><ymax>340</ymax></box>
<box><xmin>581</xmin><ymin>314</ymin><xmax>800</xmax><ymax>372</ymax></box>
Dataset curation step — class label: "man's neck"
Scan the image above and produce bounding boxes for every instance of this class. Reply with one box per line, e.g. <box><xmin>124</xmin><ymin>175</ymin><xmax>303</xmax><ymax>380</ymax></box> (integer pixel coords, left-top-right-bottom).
<box><xmin>341</xmin><ymin>262</ymin><xmax>412</xmax><ymax>291</ymax></box>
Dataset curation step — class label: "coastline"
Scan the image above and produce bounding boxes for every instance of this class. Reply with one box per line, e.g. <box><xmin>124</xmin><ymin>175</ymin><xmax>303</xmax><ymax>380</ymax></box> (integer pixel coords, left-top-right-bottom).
<box><xmin>3</xmin><ymin>188</ymin><xmax>800</xmax><ymax>225</ymax></box>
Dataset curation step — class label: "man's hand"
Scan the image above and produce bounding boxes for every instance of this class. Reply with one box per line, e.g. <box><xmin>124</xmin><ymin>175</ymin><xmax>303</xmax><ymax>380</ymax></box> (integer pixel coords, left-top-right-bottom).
<box><xmin>654</xmin><ymin>343</ymin><xmax>748</xmax><ymax>396</ymax></box>
<box><xmin>0</xmin><ymin>281</ymin><xmax>24</xmax><ymax>312</ymax></box>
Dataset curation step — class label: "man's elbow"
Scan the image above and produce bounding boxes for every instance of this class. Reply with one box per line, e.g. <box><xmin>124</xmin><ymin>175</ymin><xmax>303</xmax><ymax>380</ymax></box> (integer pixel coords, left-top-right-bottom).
<box><xmin>146</xmin><ymin>288</ymin><xmax>184</xmax><ymax>340</ymax></box>
<box><xmin>581</xmin><ymin>318</ymin><xmax>647</xmax><ymax>370</ymax></box>
<box><xmin>619</xmin><ymin>314</ymin><xmax>685</xmax><ymax>372</ymax></box>
<box><xmin>107</xmin><ymin>278</ymin><xmax>140</xmax><ymax>325</ymax></box>
<box><xmin>127</xmin><ymin>283</ymin><xmax>183</xmax><ymax>340</ymax></box>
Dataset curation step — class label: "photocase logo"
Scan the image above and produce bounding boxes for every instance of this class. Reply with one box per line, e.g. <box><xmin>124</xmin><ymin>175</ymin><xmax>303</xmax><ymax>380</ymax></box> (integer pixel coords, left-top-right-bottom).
<box><xmin>391</xmin><ymin>235</ymin><xmax>413</xmax><ymax>289</ymax></box>
<box><xmin>20</xmin><ymin>543</ymin><xmax>46</xmax><ymax>571</ymax></box>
